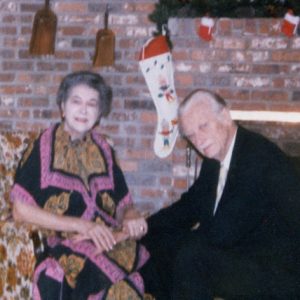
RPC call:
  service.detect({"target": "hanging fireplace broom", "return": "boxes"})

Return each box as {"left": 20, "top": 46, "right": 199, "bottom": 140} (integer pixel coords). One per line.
{"left": 93, "top": 4, "right": 115, "bottom": 67}
{"left": 29, "top": 0, "right": 57, "bottom": 55}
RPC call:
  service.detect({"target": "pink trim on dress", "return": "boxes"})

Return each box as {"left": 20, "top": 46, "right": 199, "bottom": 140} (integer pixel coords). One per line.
{"left": 33, "top": 257, "right": 64, "bottom": 300}
{"left": 116, "top": 193, "right": 133, "bottom": 220}
{"left": 136, "top": 245, "right": 150, "bottom": 270}
{"left": 10, "top": 184, "right": 38, "bottom": 206}
{"left": 128, "top": 272, "right": 145, "bottom": 295}
{"left": 88, "top": 289, "right": 105, "bottom": 300}
{"left": 62, "top": 239, "right": 126, "bottom": 283}
{"left": 91, "top": 131, "right": 115, "bottom": 191}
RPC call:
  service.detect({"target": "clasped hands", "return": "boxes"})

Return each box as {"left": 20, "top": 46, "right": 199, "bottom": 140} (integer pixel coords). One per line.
{"left": 73, "top": 216, "right": 148, "bottom": 255}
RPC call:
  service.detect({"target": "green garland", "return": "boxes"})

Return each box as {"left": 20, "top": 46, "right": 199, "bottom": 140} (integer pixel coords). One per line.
{"left": 149, "top": 0, "right": 300, "bottom": 34}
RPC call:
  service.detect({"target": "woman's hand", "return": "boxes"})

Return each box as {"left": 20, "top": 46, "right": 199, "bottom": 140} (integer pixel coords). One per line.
{"left": 122, "top": 217, "right": 148, "bottom": 240}
{"left": 74, "top": 220, "right": 116, "bottom": 254}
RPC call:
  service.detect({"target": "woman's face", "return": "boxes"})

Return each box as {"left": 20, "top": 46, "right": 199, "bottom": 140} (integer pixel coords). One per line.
{"left": 61, "top": 84, "right": 100, "bottom": 140}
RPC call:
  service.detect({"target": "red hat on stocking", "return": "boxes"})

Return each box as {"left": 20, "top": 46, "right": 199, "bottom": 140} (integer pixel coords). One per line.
{"left": 139, "top": 35, "right": 170, "bottom": 61}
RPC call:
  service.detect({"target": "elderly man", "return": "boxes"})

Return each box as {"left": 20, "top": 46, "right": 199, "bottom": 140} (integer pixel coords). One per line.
{"left": 141, "top": 89, "right": 300, "bottom": 299}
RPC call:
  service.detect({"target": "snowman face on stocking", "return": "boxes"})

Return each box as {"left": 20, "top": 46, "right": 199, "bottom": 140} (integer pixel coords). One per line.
{"left": 139, "top": 35, "right": 179, "bottom": 158}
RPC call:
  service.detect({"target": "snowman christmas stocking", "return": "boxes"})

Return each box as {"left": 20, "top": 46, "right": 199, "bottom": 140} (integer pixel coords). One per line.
{"left": 139, "top": 35, "right": 179, "bottom": 158}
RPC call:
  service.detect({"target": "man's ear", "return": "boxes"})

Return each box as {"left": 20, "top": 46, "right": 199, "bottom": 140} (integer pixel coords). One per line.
{"left": 219, "top": 107, "right": 232, "bottom": 123}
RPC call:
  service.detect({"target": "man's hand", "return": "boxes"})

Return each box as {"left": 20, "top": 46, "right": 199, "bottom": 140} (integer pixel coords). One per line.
{"left": 122, "top": 217, "right": 148, "bottom": 240}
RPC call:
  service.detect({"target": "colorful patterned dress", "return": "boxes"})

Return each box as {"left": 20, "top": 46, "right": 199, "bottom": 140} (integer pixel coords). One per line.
{"left": 11, "top": 123, "right": 149, "bottom": 300}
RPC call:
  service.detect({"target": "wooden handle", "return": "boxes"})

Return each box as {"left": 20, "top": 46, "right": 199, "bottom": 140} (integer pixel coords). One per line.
{"left": 104, "top": 4, "right": 109, "bottom": 29}
{"left": 45, "top": 0, "right": 50, "bottom": 9}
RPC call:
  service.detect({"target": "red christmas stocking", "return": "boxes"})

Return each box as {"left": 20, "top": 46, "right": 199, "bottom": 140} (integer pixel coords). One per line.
{"left": 139, "top": 35, "right": 179, "bottom": 158}
{"left": 281, "top": 9, "right": 299, "bottom": 37}
{"left": 198, "top": 16, "right": 215, "bottom": 42}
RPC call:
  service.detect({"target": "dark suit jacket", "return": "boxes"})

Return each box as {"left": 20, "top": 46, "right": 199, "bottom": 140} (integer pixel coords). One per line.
{"left": 148, "top": 126, "right": 300, "bottom": 275}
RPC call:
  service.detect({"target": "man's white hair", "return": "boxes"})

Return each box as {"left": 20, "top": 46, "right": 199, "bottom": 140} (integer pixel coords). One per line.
{"left": 179, "top": 89, "right": 226, "bottom": 117}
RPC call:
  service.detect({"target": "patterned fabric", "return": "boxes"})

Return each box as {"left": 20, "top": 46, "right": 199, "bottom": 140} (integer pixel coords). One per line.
{"left": 10, "top": 123, "right": 149, "bottom": 300}
{"left": 0, "top": 131, "right": 40, "bottom": 299}
{"left": 0, "top": 221, "right": 36, "bottom": 299}
{"left": 0, "top": 131, "right": 38, "bottom": 221}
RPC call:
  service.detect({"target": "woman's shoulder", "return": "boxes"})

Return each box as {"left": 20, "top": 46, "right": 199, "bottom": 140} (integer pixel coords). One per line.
{"left": 91, "top": 126, "right": 114, "bottom": 149}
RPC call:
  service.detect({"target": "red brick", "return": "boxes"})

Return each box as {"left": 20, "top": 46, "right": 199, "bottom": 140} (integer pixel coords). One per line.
{"left": 72, "top": 63, "right": 92, "bottom": 71}
{"left": 251, "top": 91, "right": 289, "bottom": 102}
{"left": 20, "top": 4, "right": 42, "bottom": 12}
{"left": 0, "top": 122, "right": 12, "bottom": 131}
{"left": 21, "top": 15, "right": 32, "bottom": 23}
{"left": 244, "top": 19, "right": 257, "bottom": 35}
{"left": 216, "top": 38, "right": 246, "bottom": 49}
{"left": 258, "top": 19, "right": 281, "bottom": 36}
{"left": 2, "top": 61, "right": 33, "bottom": 71}
{"left": 55, "top": 51, "right": 85, "bottom": 60}
{"left": 124, "top": 149, "right": 155, "bottom": 160}
{"left": 140, "top": 112, "right": 157, "bottom": 123}
{"left": 17, "top": 73, "right": 52, "bottom": 83}
{"left": 140, "top": 138, "right": 152, "bottom": 149}
{"left": 270, "top": 103, "right": 300, "bottom": 112}
{"left": 172, "top": 50, "right": 190, "bottom": 60}
{"left": 60, "top": 26, "right": 85, "bottom": 36}
{"left": 217, "top": 19, "right": 232, "bottom": 36}
{"left": 230, "top": 102, "right": 267, "bottom": 110}
{"left": 272, "top": 78, "right": 285, "bottom": 89}
{"left": 272, "top": 51, "right": 300, "bottom": 62}
{"left": 233, "top": 76, "right": 271, "bottom": 88}
{"left": 0, "top": 49, "right": 14, "bottom": 59}
{"left": 232, "top": 19, "right": 244, "bottom": 32}
{"left": 3, "top": 37, "right": 26, "bottom": 47}
{"left": 100, "top": 124, "right": 120, "bottom": 135}
{"left": 36, "top": 62, "right": 68, "bottom": 72}
{"left": 252, "top": 64, "right": 289, "bottom": 74}
{"left": 174, "top": 178, "right": 188, "bottom": 190}
{"left": 0, "top": 73, "right": 15, "bottom": 82}
{"left": 16, "top": 110, "right": 30, "bottom": 118}
{"left": 160, "top": 176, "right": 172, "bottom": 186}
{"left": 18, "top": 97, "right": 49, "bottom": 107}
{"left": 33, "top": 109, "right": 59, "bottom": 119}
{"left": 191, "top": 49, "right": 229, "bottom": 61}
{"left": 218, "top": 89, "right": 250, "bottom": 101}
{"left": 55, "top": 3, "right": 87, "bottom": 13}
{"left": 134, "top": 4, "right": 155, "bottom": 12}
{"left": 15, "top": 122, "right": 46, "bottom": 132}
{"left": 0, "top": 109, "right": 14, "bottom": 118}
{"left": 138, "top": 125, "right": 155, "bottom": 135}
{"left": 119, "top": 160, "right": 138, "bottom": 172}
{"left": 176, "top": 74, "right": 194, "bottom": 86}
{"left": 2, "top": 15, "right": 16, "bottom": 23}
{"left": 0, "top": 85, "right": 31, "bottom": 94}
{"left": 123, "top": 3, "right": 135, "bottom": 12}
{"left": 141, "top": 188, "right": 164, "bottom": 198}
{"left": 125, "top": 75, "right": 145, "bottom": 85}
{"left": 0, "top": 27, "right": 17, "bottom": 35}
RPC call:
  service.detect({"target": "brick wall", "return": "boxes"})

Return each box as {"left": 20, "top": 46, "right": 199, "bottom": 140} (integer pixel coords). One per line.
{"left": 1, "top": 0, "right": 300, "bottom": 213}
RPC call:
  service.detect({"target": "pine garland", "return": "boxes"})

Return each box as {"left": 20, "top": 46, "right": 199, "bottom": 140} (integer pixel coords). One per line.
{"left": 149, "top": 0, "right": 300, "bottom": 33}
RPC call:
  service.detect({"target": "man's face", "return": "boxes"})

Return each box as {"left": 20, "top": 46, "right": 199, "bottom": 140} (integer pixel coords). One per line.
{"left": 180, "top": 95, "right": 233, "bottom": 161}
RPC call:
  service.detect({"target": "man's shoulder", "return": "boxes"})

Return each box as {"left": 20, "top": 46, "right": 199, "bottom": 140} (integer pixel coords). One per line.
{"left": 236, "top": 125, "right": 282, "bottom": 155}
{"left": 231, "top": 125, "right": 290, "bottom": 172}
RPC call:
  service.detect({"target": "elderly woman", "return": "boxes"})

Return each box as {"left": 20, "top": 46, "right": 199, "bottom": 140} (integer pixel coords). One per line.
{"left": 11, "top": 71, "right": 149, "bottom": 299}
